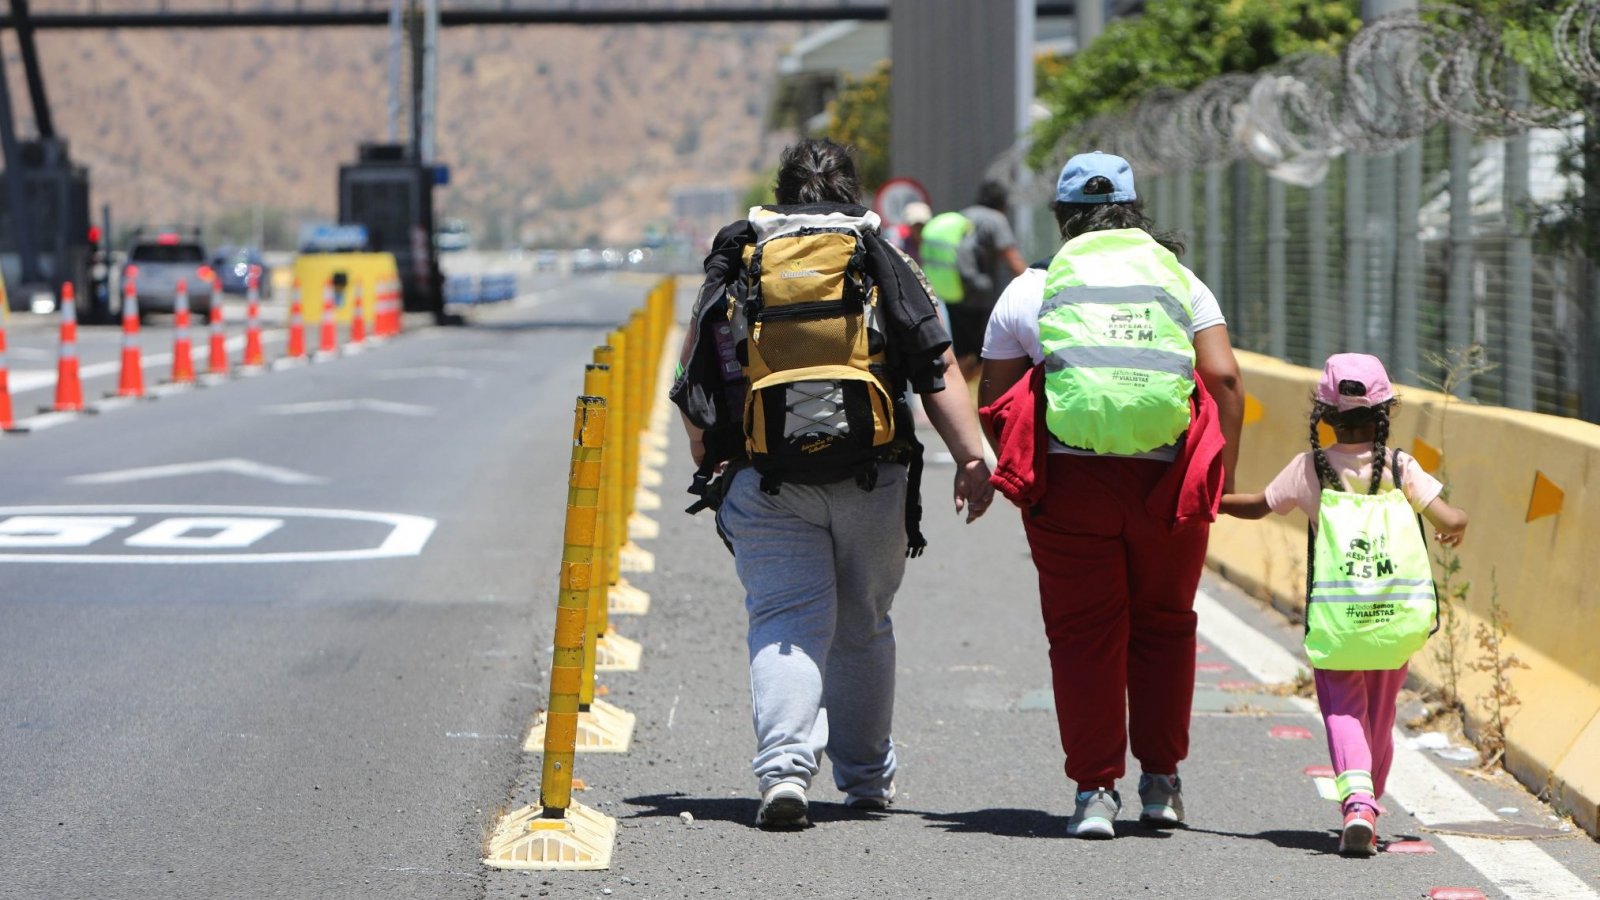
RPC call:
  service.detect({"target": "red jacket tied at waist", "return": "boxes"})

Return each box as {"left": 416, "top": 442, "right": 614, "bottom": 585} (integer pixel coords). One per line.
{"left": 978, "top": 365, "right": 1225, "bottom": 532}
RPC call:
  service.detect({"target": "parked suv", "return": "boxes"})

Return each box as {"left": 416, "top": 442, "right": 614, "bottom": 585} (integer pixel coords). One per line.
{"left": 121, "top": 233, "right": 215, "bottom": 316}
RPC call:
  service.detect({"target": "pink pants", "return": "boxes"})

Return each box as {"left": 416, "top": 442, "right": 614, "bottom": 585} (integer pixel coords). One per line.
{"left": 1314, "top": 665, "right": 1408, "bottom": 811}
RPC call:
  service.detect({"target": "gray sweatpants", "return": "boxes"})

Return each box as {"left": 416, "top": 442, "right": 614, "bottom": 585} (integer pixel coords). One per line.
{"left": 716, "top": 463, "right": 909, "bottom": 800}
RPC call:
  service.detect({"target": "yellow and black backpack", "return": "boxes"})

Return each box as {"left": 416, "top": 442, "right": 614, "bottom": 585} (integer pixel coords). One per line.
{"left": 733, "top": 207, "right": 906, "bottom": 493}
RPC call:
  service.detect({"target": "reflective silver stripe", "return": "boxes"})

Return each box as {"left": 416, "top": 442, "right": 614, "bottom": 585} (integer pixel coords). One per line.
{"left": 1306, "top": 592, "right": 1437, "bottom": 604}
{"left": 1311, "top": 578, "right": 1433, "bottom": 590}
{"left": 1045, "top": 346, "right": 1194, "bottom": 378}
{"left": 1042, "top": 284, "right": 1193, "bottom": 338}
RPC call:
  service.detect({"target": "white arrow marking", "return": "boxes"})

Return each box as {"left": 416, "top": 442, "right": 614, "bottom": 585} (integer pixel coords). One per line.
{"left": 264, "top": 399, "right": 435, "bottom": 417}
{"left": 69, "top": 458, "right": 328, "bottom": 486}
{"left": 375, "top": 366, "right": 478, "bottom": 381}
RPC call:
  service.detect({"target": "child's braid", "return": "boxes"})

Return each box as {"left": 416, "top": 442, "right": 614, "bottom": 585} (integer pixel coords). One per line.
{"left": 1309, "top": 401, "right": 1341, "bottom": 490}
{"left": 1368, "top": 403, "right": 1391, "bottom": 495}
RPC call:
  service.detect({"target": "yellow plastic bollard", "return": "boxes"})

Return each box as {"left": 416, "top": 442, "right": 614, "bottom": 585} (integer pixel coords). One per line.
{"left": 598, "top": 345, "right": 650, "bottom": 617}
{"left": 539, "top": 395, "right": 606, "bottom": 812}
{"left": 521, "top": 396, "right": 637, "bottom": 758}
{"left": 483, "top": 396, "right": 620, "bottom": 871}
{"left": 584, "top": 362, "right": 641, "bottom": 674}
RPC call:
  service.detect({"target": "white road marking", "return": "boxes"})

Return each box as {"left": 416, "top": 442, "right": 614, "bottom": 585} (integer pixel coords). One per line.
{"left": 1195, "top": 587, "right": 1598, "bottom": 899}
{"left": 69, "top": 458, "right": 327, "bottom": 486}
{"left": 375, "top": 366, "right": 478, "bottom": 381}
{"left": 264, "top": 399, "right": 434, "bottom": 417}
{"left": 0, "top": 505, "right": 435, "bottom": 564}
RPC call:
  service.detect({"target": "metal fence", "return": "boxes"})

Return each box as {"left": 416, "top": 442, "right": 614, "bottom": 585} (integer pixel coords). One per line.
{"left": 1031, "top": 1, "right": 1600, "bottom": 421}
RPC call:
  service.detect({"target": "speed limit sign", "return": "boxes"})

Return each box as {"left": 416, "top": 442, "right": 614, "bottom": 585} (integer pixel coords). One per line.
{"left": 873, "top": 177, "right": 931, "bottom": 228}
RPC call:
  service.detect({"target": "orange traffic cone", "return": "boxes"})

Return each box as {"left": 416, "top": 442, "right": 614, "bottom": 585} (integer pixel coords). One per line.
{"left": 116, "top": 274, "right": 145, "bottom": 398}
{"left": 374, "top": 279, "right": 395, "bottom": 337}
{"left": 286, "top": 278, "right": 306, "bottom": 360}
{"left": 0, "top": 315, "right": 17, "bottom": 431}
{"left": 318, "top": 281, "right": 338, "bottom": 357}
{"left": 52, "top": 283, "right": 84, "bottom": 412}
{"left": 242, "top": 267, "right": 265, "bottom": 369}
{"left": 172, "top": 278, "right": 196, "bottom": 384}
{"left": 207, "top": 278, "right": 229, "bottom": 377}
{"left": 349, "top": 283, "right": 366, "bottom": 346}
{"left": 388, "top": 279, "right": 404, "bottom": 335}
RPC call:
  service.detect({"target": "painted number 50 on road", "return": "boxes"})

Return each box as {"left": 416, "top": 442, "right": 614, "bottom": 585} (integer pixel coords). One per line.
{"left": 0, "top": 505, "right": 436, "bottom": 564}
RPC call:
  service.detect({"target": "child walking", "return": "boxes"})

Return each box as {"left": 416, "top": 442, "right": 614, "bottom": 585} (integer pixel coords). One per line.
{"left": 1221, "top": 353, "right": 1468, "bottom": 856}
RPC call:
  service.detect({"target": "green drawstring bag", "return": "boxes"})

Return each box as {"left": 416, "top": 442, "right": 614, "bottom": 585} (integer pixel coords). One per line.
{"left": 1304, "top": 450, "right": 1438, "bottom": 670}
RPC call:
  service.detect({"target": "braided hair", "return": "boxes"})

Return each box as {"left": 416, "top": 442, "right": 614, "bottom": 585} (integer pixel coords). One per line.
{"left": 1309, "top": 387, "right": 1398, "bottom": 494}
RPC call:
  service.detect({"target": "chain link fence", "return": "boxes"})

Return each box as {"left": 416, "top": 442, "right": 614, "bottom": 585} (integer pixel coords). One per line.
{"left": 1027, "top": 1, "right": 1600, "bottom": 421}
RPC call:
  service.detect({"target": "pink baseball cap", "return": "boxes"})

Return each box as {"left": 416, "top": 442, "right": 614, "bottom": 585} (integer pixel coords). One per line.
{"left": 1317, "top": 353, "right": 1394, "bottom": 411}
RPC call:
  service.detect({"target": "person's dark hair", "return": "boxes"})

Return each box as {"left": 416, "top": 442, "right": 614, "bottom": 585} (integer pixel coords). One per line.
{"left": 1308, "top": 393, "right": 1398, "bottom": 494}
{"left": 1052, "top": 198, "right": 1186, "bottom": 256}
{"left": 976, "top": 178, "right": 1010, "bottom": 212}
{"left": 773, "top": 139, "right": 860, "bottom": 206}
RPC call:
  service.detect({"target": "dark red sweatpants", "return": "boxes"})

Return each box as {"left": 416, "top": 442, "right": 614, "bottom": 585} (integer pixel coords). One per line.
{"left": 1022, "top": 453, "right": 1211, "bottom": 791}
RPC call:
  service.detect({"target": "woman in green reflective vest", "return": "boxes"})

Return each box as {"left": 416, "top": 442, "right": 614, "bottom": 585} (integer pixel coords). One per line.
{"left": 978, "top": 151, "right": 1246, "bottom": 840}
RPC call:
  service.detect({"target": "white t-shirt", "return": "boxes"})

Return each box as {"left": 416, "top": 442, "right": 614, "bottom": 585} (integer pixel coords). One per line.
{"left": 981, "top": 261, "right": 1226, "bottom": 459}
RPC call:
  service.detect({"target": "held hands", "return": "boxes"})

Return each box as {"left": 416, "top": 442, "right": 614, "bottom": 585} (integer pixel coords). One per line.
{"left": 953, "top": 458, "right": 994, "bottom": 523}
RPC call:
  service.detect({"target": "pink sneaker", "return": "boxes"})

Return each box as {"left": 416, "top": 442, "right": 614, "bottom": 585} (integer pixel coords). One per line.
{"left": 1339, "top": 807, "right": 1378, "bottom": 856}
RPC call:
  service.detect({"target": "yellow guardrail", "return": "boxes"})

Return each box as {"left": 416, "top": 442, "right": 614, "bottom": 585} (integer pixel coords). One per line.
{"left": 1209, "top": 350, "right": 1600, "bottom": 837}
{"left": 484, "top": 277, "right": 677, "bottom": 871}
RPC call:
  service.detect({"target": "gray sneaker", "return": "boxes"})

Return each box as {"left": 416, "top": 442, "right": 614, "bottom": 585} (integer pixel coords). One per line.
{"left": 755, "top": 782, "right": 809, "bottom": 829}
{"left": 1067, "top": 788, "right": 1120, "bottom": 839}
{"left": 1138, "top": 773, "right": 1184, "bottom": 827}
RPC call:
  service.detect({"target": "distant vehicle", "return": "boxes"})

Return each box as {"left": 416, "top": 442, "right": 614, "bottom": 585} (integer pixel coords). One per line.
{"left": 437, "top": 218, "right": 471, "bottom": 253}
{"left": 571, "top": 248, "right": 606, "bottom": 273}
{"left": 212, "top": 246, "right": 272, "bottom": 298}
{"left": 122, "top": 232, "right": 216, "bottom": 316}
{"left": 532, "top": 249, "right": 559, "bottom": 272}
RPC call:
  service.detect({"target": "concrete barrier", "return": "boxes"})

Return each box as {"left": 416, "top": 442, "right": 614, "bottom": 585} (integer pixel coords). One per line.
{"left": 1210, "top": 351, "right": 1600, "bottom": 837}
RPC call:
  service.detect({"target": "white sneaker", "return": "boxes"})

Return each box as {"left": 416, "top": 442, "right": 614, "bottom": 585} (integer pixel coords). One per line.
{"left": 844, "top": 781, "right": 896, "bottom": 811}
{"left": 1067, "top": 788, "right": 1120, "bottom": 839}
{"left": 755, "top": 782, "right": 809, "bottom": 829}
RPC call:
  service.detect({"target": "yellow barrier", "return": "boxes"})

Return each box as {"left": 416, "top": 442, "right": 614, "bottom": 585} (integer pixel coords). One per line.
{"left": 1209, "top": 350, "right": 1600, "bottom": 836}
{"left": 484, "top": 396, "right": 617, "bottom": 871}
{"left": 585, "top": 360, "right": 641, "bottom": 673}
{"left": 491, "top": 277, "right": 678, "bottom": 870}
{"left": 289, "top": 252, "right": 396, "bottom": 326}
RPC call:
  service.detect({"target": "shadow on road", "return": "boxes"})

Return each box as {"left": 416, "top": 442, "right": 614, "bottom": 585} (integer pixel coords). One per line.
{"left": 918, "top": 808, "right": 1177, "bottom": 840}
{"left": 623, "top": 792, "right": 900, "bottom": 829}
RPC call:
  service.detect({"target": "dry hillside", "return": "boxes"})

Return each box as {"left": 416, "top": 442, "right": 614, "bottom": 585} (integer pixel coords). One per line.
{"left": 22, "top": 22, "right": 798, "bottom": 247}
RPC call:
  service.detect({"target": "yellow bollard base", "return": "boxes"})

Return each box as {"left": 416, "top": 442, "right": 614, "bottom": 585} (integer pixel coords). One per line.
{"left": 595, "top": 628, "right": 642, "bottom": 672}
{"left": 609, "top": 578, "right": 651, "bottom": 616}
{"left": 645, "top": 428, "right": 669, "bottom": 450}
{"left": 482, "top": 801, "right": 617, "bottom": 871}
{"left": 525, "top": 698, "right": 636, "bottom": 754}
{"left": 641, "top": 448, "right": 668, "bottom": 471}
{"left": 628, "top": 512, "right": 659, "bottom": 541}
{"left": 619, "top": 539, "right": 655, "bottom": 573}
{"left": 638, "top": 466, "right": 664, "bottom": 488}
{"left": 635, "top": 487, "right": 661, "bottom": 511}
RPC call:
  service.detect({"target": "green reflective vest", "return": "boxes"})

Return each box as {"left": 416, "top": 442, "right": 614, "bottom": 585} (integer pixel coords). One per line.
{"left": 919, "top": 211, "right": 970, "bottom": 304}
{"left": 1305, "top": 477, "right": 1438, "bottom": 671}
{"left": 1039, "top": 229, "right": 1196, "bottom": 455}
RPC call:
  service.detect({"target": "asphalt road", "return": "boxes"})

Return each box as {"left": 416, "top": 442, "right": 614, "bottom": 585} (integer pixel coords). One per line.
{"left": 1, "top": 267, "right": 1597, "bottom": 899}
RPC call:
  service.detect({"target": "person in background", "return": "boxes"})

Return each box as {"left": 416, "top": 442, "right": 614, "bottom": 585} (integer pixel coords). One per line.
{"left": 920, "top": 180, "right": 1028, "bottom": 386}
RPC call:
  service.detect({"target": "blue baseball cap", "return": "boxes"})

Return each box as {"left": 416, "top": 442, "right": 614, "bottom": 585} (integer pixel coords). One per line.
{"left": 1055, "top": 151, "right": 1137, "bottom": 204}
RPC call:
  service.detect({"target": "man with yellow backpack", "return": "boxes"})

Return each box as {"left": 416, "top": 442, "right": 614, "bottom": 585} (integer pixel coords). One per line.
{"left": 671, "top": 139, "right": 993, "bottom": 829}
